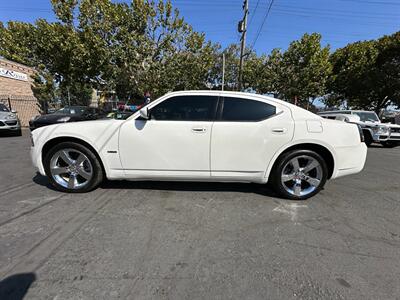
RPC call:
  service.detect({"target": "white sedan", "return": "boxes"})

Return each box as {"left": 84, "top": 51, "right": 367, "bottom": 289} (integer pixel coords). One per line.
{"left": 31, "top": 91, "right": 367, "bottom": 200}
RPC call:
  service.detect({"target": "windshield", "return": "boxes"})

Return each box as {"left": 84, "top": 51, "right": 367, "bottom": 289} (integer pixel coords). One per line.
{"left": 54, "top": 107, "right": 86, "bottom": 115}
{"left": 353, "top": 112, "right": 379, "bottom": 122}
{"left": 0, "top": 103, "right": 10, "bottom": 112}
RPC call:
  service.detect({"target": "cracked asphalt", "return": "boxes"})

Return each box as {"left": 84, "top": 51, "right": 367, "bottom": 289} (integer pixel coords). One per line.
{"left": 0, "top": 130, "right": 399, "bottom": 299}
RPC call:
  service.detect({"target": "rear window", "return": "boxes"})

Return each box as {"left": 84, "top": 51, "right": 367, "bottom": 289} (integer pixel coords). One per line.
{"left": 221, "top": 97, "right": 276, "bottom": 121}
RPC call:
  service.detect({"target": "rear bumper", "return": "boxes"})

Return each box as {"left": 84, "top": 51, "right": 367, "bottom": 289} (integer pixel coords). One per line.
{"left": 331, "top": 143, "right": 368, "bottom": 179}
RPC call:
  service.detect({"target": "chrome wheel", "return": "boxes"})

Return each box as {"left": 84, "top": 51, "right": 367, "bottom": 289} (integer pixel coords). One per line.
{"left": 281, "top": 155, "right": 323, "bottom": 197}
{"left": 49, "top": 148, "right": 93, "bottom": 190}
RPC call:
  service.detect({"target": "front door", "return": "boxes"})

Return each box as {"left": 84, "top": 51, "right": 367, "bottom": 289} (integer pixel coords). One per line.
{"left": 119, "top": 95, "right": 218, "bottom": 179}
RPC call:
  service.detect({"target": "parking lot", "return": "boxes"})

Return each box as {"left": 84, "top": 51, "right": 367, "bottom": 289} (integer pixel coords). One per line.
{"left": 0, "top": 130, "right": 399, "bottom": 299}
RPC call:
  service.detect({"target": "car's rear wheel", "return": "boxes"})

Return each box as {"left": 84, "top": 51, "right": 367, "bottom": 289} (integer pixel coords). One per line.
{"left": 270, "top": 150, "right": 328, "bottom": 200}
{"left": 44, "top": 142, "right": 103, "bottom": 193}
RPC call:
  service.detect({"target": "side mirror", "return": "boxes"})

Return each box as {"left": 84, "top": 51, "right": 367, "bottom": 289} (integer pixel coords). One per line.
{"left": 139, "top": 107, "right": 149, "bottom": 120}
{"left": 11, "top": 109, "right": 17, "bottom": 113}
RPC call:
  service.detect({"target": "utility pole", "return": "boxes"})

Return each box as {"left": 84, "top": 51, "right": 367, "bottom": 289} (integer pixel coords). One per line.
{"left": 222, "top": 53, "right": 225, "bottom": 91}
{"left": 238, "top": 0, "right": 249, "bottom": 91}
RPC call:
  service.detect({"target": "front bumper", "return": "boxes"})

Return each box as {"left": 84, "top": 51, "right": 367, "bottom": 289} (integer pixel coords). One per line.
{"left": 30, "top": 145, "right": 46, "bottom": 176}
{"left": 0, "top": 119, "right": 21, "bottom": 131}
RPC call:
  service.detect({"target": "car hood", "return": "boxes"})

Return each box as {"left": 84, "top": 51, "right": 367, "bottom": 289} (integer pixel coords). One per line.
{"left": 32, "top": 113, "right": 80, "bottom": 123}
{"left": 0, "top": 111, "right": 16, "bottom": 120}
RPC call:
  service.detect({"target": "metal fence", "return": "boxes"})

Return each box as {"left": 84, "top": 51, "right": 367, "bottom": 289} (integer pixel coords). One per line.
{"left": 0, "top": 95, "right": 39, "bottom": 127}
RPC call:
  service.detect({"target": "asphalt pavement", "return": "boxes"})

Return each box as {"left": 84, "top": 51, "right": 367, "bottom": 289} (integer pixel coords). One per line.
{"left": 0, "top": 130, "right": 399, "bottom": 299}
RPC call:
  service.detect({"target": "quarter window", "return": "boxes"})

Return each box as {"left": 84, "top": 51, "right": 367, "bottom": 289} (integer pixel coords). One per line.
{"left": 221, "top": 97, "right": 276, "bottom": 121}
{"left": 151, "top": 95, "right": 218, "bottom": 121}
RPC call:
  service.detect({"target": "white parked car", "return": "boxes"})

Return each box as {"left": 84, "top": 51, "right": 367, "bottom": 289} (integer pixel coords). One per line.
{"left": 318, "top": 110, "right": 400, "bottom": 147}
{"left": 31, "top": 91, "right": 367, "bottom": 200}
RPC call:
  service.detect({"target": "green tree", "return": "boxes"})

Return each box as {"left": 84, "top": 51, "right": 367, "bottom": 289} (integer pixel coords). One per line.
{"left": 255, "top": 33, "right": 331, "bottom": 108}
{"left": 329, "top": 31, "right": 400, "bottom": 111}
{"left": 280, "top": 33, "right": 331, "bottom": 107}
{"left": 0, "top": 0, "right": 219, "bottom": 105}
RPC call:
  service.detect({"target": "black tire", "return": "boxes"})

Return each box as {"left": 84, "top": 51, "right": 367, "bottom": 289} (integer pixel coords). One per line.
{"left": 270, "top": 149, "right": 328, "bottom": 200}
{"left": 363, "top": 131, "right": 373, "bottom": 147}
{"left": 43, "top": 142, "right": 104, "bottom": 193}
{"left": 15, "top": 129, "right": 22, "bottom": 136}
{"left": 381, "top": 141, "right": 398, "bottom": 148}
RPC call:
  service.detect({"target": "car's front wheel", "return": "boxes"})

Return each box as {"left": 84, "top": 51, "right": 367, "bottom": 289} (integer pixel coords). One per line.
{"left": 270, "top": 150, "right": 328, "bottom": 200}
{"left": 44, "top": 142, "right": 104, "bottom": 193}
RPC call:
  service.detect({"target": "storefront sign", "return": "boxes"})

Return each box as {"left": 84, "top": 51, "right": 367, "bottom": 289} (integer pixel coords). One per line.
{"left": 0, "top": 67, "right": 28, "bottom": 81}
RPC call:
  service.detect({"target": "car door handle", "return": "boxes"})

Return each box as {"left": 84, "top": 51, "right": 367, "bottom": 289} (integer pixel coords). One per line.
{"left": 192, "top": 127, "right": 206, "bottom": 133}
{"left": 272, "top": 128, "right": 287, "bottom": 133}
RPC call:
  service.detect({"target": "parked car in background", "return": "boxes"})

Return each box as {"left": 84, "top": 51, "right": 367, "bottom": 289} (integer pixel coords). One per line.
{"left": 106, "top": 111, "right": 135, "bottom": 120}
{"left": 318, "top": 110, "right": 400, "bottom": 147}
{"left": 0, "top": 103, "right": 21, "bottom": 136}
{"left": 29, "top": 106, "right": 106, "bottom": 131}
{"left": 31, "top": 91, "right": 367, "bottom": 200}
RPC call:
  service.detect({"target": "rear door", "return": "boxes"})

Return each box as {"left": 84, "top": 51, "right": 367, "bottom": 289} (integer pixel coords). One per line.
{"left": 210, "top": 96, "right": 294, "bottom": 181}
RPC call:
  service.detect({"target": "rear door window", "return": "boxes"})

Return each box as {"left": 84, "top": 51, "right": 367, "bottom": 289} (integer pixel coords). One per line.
{"left": 221, "top": 97, "right": 276, "bottom": 122}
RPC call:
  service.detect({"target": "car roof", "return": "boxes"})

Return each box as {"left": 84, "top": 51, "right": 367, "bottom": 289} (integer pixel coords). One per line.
{"left": 164, "top": 90, "right": 294, "bottom": 108}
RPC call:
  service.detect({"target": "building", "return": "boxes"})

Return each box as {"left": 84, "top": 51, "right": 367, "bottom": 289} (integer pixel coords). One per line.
{"left": 0, "top": 57, "right": 39, "bottom": 126}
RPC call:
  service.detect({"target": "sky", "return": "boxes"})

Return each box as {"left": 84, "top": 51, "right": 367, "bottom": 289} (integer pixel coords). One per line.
{"left": 0, "top": 0, "right": 399, "bottom": 55}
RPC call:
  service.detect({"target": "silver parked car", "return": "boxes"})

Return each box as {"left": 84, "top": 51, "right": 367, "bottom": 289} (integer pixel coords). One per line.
{"left": 0, "top": 103, "right": 21, "bottom": 136}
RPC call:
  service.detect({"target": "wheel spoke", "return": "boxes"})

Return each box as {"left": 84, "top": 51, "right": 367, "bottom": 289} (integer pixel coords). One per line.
{"left": 282, "top": 173, "right": 295, "bottom": 182}
{"left": 51, "top": 167, "right": 69, "bottom": 175}
{"left": 294, "top": 183, "right": 302, "bottom": 196}
{"left": 290, "top": 158, "right": 300, "bottom": 171}
{"left": 75, "top": 154, "right": 86, "bottom": 166}
{"left": 68, "top": 174, "right": 77, "bottom": 189}
{"left": 305, "top": 177, "right": 321, "bottom": 187}
{"left": 303, "top": 159, "right": 319, "bottom": 173}
{"left": 59, "top": 150, "right": 74, "bottom": 166}
{"left": 77, "top": 168, "right": 91, "bottom": 180}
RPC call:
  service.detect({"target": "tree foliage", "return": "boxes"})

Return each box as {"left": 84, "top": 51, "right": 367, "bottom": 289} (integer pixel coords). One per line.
{"left": 0, "top": 0, "right": 217, "bottom": 105}
{"left": 329, "top": 31, "right": 400, "bottom": 111}
{"left": 253, "top": 33, "right": 331, "bottom": 108}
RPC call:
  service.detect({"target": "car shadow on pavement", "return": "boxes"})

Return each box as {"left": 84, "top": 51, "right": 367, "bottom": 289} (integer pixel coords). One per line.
{"left": 32, "top": 173, "right": 60, "bottom": 192}
{"left": 32, "top": 173, "right": 279, "bottom": 198}
{"left": 101, "top": 180, "right": 280, "bottom": 198}
{"left": 0, "top": 273, "right": 36, "bottom": 300}
{"left": 0, "top": 132, "right": 20, "bottom": 138}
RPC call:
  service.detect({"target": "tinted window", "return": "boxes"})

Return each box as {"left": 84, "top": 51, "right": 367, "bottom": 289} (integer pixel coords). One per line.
{"left": 0, "top": 103, "right": 9, "bottom": 112}
{"left": 151, "top": 96, "right": 218, "bottom": 121}
{"left": 221, "top": 97, "right": 276, "bottom": 121}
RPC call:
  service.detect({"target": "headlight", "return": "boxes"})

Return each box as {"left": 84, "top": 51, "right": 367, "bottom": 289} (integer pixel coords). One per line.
{"left": 57, "top": 116, "right": 71, "bottom": 122}
{"left": 31, "top": 115, "right": 40, "bottom": 121}
{"left": 5, "top": 114, "right": 17, "bottom": 120}
{"left": 374, "top": 126, "right": 389, "bottom": 135}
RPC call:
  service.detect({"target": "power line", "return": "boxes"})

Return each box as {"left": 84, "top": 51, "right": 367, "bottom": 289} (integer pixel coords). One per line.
{"left": 248, "top": 0, "right": 261, "bottom": 27}
{"left": 250, "top": 0, "right": 275, "bottom": 49}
